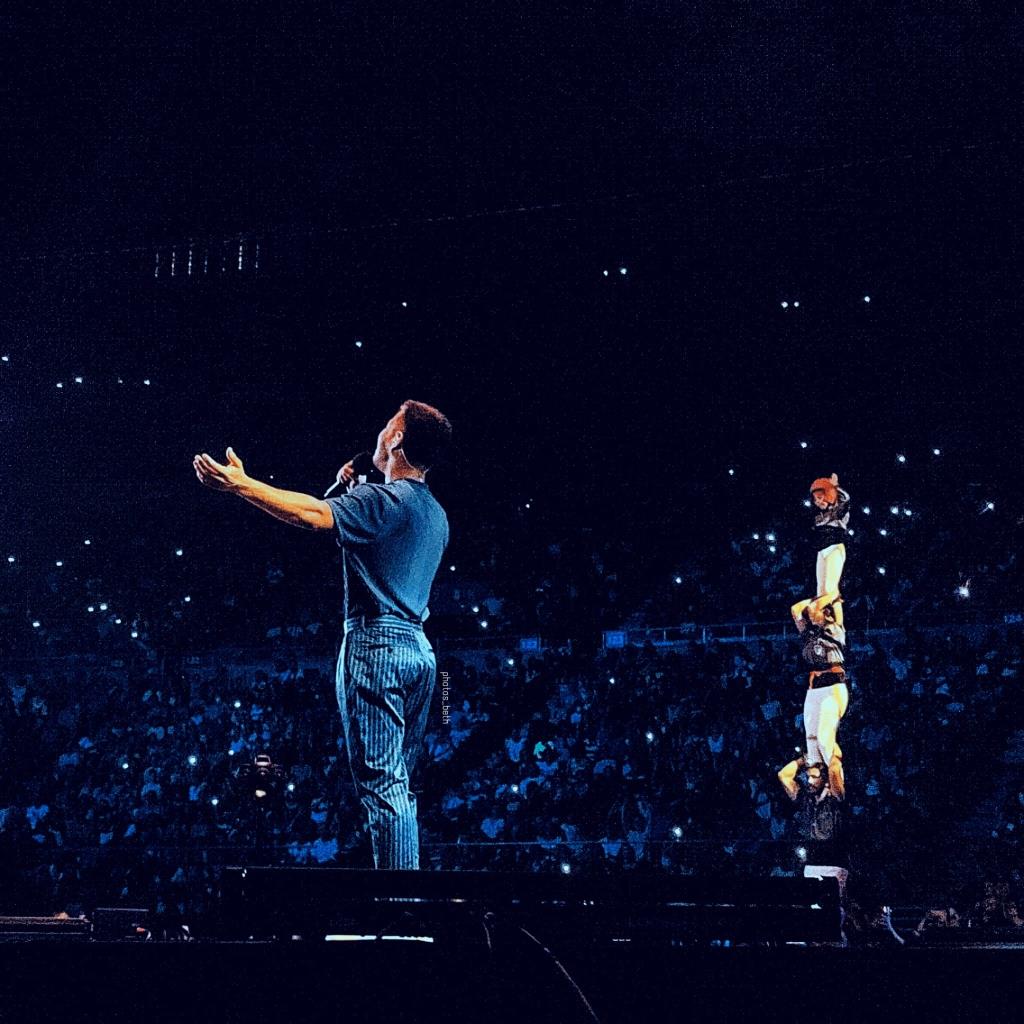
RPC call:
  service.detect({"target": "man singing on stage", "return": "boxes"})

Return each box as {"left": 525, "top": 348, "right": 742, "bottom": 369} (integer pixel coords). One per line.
{"left": 193, "top": 399, "right": 452, "bottom": 869}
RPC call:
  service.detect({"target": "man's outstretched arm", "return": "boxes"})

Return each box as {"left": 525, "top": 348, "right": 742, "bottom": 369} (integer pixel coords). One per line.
{"left": 193, "top": 447, "right": 334, "bottom": 531}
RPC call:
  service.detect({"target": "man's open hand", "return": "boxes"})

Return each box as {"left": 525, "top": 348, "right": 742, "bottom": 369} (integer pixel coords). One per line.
{"left": 193, "top": 447, "right": 249, "bottom": 493}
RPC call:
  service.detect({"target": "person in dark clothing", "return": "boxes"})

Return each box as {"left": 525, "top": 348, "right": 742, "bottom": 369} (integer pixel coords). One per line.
{"left": 193, "top": 399, "right": 452, "bottom": 868}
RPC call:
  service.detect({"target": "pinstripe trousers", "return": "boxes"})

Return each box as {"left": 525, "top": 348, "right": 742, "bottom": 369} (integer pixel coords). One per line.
{"left": 336, "top": 615, "right": 437, "bottom": 869}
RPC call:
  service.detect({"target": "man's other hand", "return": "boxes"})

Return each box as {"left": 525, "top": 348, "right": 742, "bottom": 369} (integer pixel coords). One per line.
{"left": 193, "top": 447, "right": 249, "bottom": 493}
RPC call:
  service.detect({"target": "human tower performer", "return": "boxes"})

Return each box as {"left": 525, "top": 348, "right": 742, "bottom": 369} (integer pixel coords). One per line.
{"left": 778, "top": 474, "right": 851, "bottom": 803}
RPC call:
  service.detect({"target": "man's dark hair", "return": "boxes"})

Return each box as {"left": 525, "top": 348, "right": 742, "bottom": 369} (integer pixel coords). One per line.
{"left": 399, "top": 400, "right": 452, "bottom": 471}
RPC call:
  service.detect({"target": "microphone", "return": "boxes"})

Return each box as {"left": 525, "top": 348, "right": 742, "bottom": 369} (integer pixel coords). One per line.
{"left": 324, "top": 450, "right": 373, "bottom": 498}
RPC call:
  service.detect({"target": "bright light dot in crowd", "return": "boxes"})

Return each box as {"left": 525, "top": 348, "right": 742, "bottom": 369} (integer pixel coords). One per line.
{"left": 752, "top": 532, "right": 760, "bottom": 540}
{"left": 863, "top": 295, "right": 871, "bottom": 303}
{"left": 672, "top": 826, "right": 683, "bottom": 838}
{"left": 355, "top": 340, "right": 363, "bottom": 348}
{"left": 32, "top": 620, "right": 40, "bottom": 628}
{"left": 728, "top": 468, "right": 735, "bottom": 476}
{"left": 897, "top": 454, "right": 906, "bottom": 463}
{"left": 87, "top": 606, "right": 95, "bottom": 613}
{"left": 957, "top": 585, "right": 971, "bottom": 599}
{"left": 211, "top": 798, "right": 219, "bottom": 807}
{"left": 84, "top": 539, "right": 91, "bottom": 545}
{"left": 877, "top": 566, "right": 887, "bottom": 575}
{"left": 769, "top": 545, "right": 777, "bottom": 553}
{"left": 56, "top": 561, "right": 63, "bottom": 566}
{"left": 890, "top": 506, "right": 899, "bottom": 516}
{"left": 449, "top": 565, "right": 455, "bottom": 571}
{"left": 862, "top": 507, "right": 871, "bottom": 515}
{"left": 175, "top": 548, "right": 183, "bottom": 557}
{"left": 803, "top": 499, "right": 811, "bottom": 508}
{"left": 479, "top": 620, "right": 489, "bottom": 629}
{"left": 131, "top": 631, "right": 138, "bottom": 638}
{"left": 187, "top": 755, "right": 198, "bottom": 766}
{"left": 74, "top": 376, "right": 83, "bottom": 384}
{"left": 986, "top": 501, "right": 995, "bottom": 511}
{"left": 602, "top": 269, "right": 609, "bottom": 277}
{"left": 799, "top": 441, "right": 808, "bottom": 449}
{"left": 848, "top": 529, "right": 854, "bottom": 536}
{"left": 233, "top": 700, "right": 241, "bottom": 709}
{"left": 184, "top": 595, "right": 191, "bottom": 603}
{"left": 560, "top": 862, "right": 571, "bottom": 875}
{"left": 903, "top": 508, "right": 912, "bottom": 517}
{"left": 511, "top": 784, "right": 519, "bottom": 793}
{"left": 1, "top": 355, "right": 7, "bottom": 362}
{"left": 879, "top": 528, "right": 888, "bottom": 537}
{"left": 99, "top": 603, "right": 108, "bottom": 611}
{"left": 619, "top": 267, "right": 627, "bottom": 275}
{"left": 766, "top": 533, "right": 775, "bottom": 542}
{"left": 645, "top": 731, "right": 655, "bottom": 742}
{"left": 115, "top": 618, "right": 121, "bottom": 624}
{"left": 524, "top": 502, "right": 531, "bottom": 509}
{"left": 793, "top": 301, "right": 799, "bottom": 308}
{"left": 228, "top": 749, "right": 235, "bottom": 757}
{"left": 471, "top": 605, "right": 480, "bottom": 613}
{"left": 287, "top": 783, "right": 295, "bottom": 792}
{"left": 6, "top": 556, "right": 13, "bottom": 563}
{"left": 796, "top": 846, "right": 807, "bottom": 861}
{"left": 781, "top": 301, "right": 789, "bottom": 309}
{"left": 933, "top": 448, "right": 941, "bottom": 456}
{"left": 674, "top": 575, "right": 682, "bottom": 584}
{"left": 401, "top": 301, "right": 407, "bottom": 308}
{"left": 121, "top": 762, "right": 130, "bottom": 770}
{"left": 143, "top": 379, "right": 151, "bottom": 386}
{"left": 117, "top": 378, "right": 124, "bottom": 384}
{"left": 56, "top": 382, "right": 63, "bottom": 388}
{"left": 506, "top": 658, "right": 514, "bottom": 666}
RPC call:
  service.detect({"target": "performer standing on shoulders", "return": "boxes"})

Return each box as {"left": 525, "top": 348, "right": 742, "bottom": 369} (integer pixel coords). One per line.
{"left": 778, "top": 597, "right": 849, "bottom": 802}
{"left": 193, "top": 399, "right": 452, "bottom": 869}
{"left": 806, "top": 473, "right": 851, "bottom": 618}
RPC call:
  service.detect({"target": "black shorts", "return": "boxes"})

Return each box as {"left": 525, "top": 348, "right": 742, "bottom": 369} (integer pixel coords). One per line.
{"left": 813, "top": 526, "right": 850, "bottom": 553}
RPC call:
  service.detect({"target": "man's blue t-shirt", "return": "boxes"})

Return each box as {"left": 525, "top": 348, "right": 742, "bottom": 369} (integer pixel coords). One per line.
{"left": 327, "top": 478, "right": 449, "bottom": 623}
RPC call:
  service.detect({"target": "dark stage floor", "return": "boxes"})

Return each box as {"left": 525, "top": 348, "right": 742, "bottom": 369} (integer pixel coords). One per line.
{"left": 2, "top": 938, "right": 1024, "bottom": 1023}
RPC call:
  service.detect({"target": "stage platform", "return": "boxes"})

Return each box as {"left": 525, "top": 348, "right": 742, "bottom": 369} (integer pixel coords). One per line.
{"left": 1, "top": 939, "right": 1023, "bottom": 1023}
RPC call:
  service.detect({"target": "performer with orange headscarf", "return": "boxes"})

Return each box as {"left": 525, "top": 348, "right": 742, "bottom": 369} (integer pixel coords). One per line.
{"left": 806, "top": 473, "right": 850, "bottom": 618}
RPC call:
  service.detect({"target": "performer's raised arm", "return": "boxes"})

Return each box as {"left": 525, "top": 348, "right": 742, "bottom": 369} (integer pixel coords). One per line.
{"left": 193, "top": 447, "right": 335, "bottom": 530}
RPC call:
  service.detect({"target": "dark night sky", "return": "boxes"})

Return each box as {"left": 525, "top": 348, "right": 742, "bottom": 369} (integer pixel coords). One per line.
{"left": 2, "top": 4, "right": 1021, "bottom": 582}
